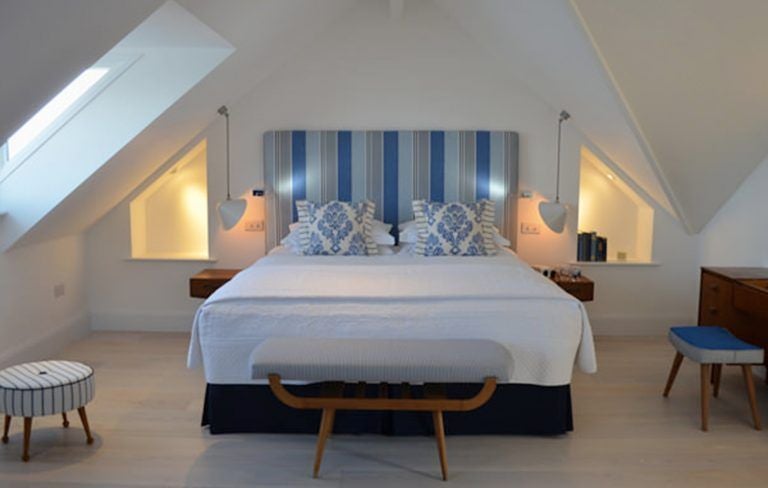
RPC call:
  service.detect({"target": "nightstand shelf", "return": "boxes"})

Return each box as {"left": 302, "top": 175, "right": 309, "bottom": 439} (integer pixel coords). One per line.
{"left": 190, "top": 269, "right": 241, "bottom": 299}
{"left": 551, "top": 274, "right": 594, "bottom": 302}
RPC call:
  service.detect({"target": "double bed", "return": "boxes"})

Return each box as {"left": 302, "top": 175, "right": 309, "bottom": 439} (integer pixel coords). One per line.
{"left": 188, "top": 247, "right": 596, "bottom": 434}
{"left": 186, "top": 129, "right": 596, "bottom": 435}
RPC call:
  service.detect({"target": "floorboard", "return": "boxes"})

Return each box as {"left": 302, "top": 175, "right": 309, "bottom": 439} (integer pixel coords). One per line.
{"left": 1, "top": 332, "right": 767, "bottom": 487}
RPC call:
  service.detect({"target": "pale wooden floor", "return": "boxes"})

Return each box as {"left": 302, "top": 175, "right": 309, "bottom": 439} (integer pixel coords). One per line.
{"left": 1, "top": 333, "right": 768, "bottom": 487}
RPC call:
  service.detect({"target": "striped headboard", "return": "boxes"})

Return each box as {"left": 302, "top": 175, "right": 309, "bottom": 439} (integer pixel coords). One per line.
{"left": 263, "top": 130, "right": 519, "bottom": 250}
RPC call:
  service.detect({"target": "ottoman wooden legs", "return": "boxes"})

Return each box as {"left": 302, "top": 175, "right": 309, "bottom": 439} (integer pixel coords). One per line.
{"left": 3, "top": 407, "right": 94, "bottom": 462}
{"left": 78, "top": 407, "right": 94, "bottom": 445}
{"left": 2, "top": 415, "right": 10, "bottom": 443}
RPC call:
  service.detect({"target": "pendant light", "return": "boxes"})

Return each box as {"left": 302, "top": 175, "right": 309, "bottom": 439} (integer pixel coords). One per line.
{"left": 539, "top": 110, "right": 571, "bottom": 233}
{"left": 216, "top": 105, "right": 246, "bottom": 230}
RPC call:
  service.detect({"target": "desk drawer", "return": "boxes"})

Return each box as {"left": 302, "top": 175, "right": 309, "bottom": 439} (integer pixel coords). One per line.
{"left": 734, "top": 283, "right": 768, "bottom": 320}
{"left": 699, "top": 272, "right": 732, "bottom": 325}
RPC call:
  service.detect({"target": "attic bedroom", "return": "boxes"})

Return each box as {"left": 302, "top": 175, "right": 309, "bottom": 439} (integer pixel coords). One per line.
{"left": 1, "top": 0, "right": 767, "bottom": 486}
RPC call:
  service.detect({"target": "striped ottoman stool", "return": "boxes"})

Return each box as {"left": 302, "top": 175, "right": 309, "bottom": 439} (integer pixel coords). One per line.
{"left": 0, "top": 360, "right": 95, "bottom": 462}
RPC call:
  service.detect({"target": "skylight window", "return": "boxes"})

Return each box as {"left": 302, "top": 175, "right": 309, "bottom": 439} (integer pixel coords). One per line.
{"left": 7, "top": 68, "right": 109, "bottom": 160}
{"left": 0, "top": 64, "right": 121, "bottom": 182}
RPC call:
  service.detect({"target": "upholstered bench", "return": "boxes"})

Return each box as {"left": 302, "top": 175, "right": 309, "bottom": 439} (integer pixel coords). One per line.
{"left": 663, "top": 326, "right": 763, "bottom": 431}
{"left": 0, "top": 360, "right": 95, "bottom": 461}
{"left": 251, "top": 337, "right": 512, "bottom": 481}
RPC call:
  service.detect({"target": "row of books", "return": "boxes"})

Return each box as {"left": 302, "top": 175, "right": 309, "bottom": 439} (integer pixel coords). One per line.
{"left": 577, "top": 232, "right": 607, "bottom": 262}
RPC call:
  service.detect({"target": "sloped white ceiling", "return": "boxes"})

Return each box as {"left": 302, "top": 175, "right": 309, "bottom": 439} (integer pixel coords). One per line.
{"left": 19, "top": 0, "right": 358, "bottom": 245}
{"left": 0, "top": 0, "right": 161, "bottom": 144}
{"left": 573, "top": 0, "right": 768, "bottom": 232}
{"left": 436, "top": 0, "right": 679, "bottom": 220}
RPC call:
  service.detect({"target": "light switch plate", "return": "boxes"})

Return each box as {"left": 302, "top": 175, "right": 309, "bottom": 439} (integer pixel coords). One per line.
{"left": 245, "top": 220, "right": 265, "bottom": 232}
{"left": 521, "top": 222, "right": 541, "bottom": 235}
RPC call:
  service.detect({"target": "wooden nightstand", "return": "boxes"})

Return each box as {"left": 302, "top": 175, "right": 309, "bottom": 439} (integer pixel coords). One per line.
{"left": 189, "top": 269, "right": 241, "bottom": 299}
{"left": 552, "top": 274, "right": 594, "bottom": 302}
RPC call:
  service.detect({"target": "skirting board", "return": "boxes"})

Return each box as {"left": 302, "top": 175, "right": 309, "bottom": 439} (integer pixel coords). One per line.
{"left": 90, "top": 310, "right": 195, "bottom": 332}
{"left": 589, "top": 315, "right": 696, "bottom": 336}
{"left": 0, "top": 312, "right": 89, "bottom": 368}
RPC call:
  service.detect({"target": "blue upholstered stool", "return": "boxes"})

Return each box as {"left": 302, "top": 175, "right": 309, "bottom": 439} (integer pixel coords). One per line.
{"left": 663, "top": 326, "right": 763, "bottom": 431}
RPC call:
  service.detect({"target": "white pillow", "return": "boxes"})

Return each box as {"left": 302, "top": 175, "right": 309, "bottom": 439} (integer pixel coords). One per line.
{"left": 372, "top": 227, "right": 395, "bottom": 245}
{"left": 373, "top": 219, "right": 393, "bottom": 234}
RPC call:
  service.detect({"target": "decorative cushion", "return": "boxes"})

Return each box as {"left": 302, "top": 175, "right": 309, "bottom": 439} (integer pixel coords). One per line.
{"left": 412, "top": 200, "right": 497, "bottom": 256}
{"left": 251, "top": 337, "right": 512, "bottom": 383}
{"left": 296, "top": 200, "right": 378, "bottom": 256}
{"left": 0, "top": 361, "right": 94, "bottom": 417}
{"left": 669, "top": 326, "right": 764, "bottom": 364}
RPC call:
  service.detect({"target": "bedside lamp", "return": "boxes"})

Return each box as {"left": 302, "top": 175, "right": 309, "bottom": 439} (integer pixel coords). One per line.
{"left": 539, "top": 110, "right": 570, "bottom": 233}
{"left": 216, "top": 105, "right": 247, "bottom": 230}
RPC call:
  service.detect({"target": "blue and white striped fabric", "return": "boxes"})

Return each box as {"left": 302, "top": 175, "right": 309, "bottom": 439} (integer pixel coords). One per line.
{"left": 264, "top": 130, "right": 519, "bottom": 250}
{"left": 0, "top": 361, "right": 94, "bottom": 417}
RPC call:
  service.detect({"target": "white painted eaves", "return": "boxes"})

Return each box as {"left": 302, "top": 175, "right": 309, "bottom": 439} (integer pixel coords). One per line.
{"left": 435, "top": 0, "right": 680, "bottom": 222}
{"left": 19, "top": 0, "right": 358, "bottom": 245}
{"left": 0, "top": 0, "right": 162, "bottom": 144}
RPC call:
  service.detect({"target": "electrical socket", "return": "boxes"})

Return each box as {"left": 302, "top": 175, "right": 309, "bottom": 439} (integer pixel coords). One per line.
{"left": 520, "top": 222, "right": 541, "bottom": 235}
{"left": 245, "top": 220, "right": 265, "bottom": 232}
{"left": 53, "top": 283, "right": 66, "bottom": 298}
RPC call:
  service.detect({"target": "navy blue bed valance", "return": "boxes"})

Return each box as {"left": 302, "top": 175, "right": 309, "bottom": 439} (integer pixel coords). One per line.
{"left": 264, "top": 130, "right": 519, "bottom": 250}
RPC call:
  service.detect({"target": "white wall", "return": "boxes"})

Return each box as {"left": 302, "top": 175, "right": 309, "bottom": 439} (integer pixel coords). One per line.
{"left": 85, "top": 0, "right": 699, "bottom": 335}
{"left": 699, "top": 155, "right": 768, "bottom": 267}
{"left": 0, "top": 235, "right": 88, "bottom": 367}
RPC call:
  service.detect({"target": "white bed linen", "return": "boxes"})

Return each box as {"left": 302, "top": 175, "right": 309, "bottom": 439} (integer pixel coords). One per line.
{"left": 187, "top": 247, "right": 597, "bottom": 386}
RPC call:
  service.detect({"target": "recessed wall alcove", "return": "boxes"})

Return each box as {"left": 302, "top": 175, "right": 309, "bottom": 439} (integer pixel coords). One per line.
{"left": 577, "top": 147, "right": 654, "bottom": 264}
{"left": 129, "top": 139, "right": 210, "bottom": 260}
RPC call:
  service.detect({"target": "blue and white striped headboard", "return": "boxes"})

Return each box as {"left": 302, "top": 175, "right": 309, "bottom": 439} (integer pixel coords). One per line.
{"left": 264, "top": 130, "right": 519, "bottom": 250}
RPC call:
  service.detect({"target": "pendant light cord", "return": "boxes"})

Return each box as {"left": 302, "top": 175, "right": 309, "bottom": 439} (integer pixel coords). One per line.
{"left": 555, "top": 110, "right": 570, "bottom": 204}
{"left": 218, "top": 105, "right": 231, "bottom": 200}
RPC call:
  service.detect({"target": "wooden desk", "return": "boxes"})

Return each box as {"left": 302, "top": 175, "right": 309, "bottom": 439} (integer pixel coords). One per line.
{"left": 189, "top": 269, "right": 241, "bottom": 299}
{"left": 552, "top": 274, "right": 594, "bottom": 302}
{"left": 699, "top": 267, "right": 768, "bottom": 380}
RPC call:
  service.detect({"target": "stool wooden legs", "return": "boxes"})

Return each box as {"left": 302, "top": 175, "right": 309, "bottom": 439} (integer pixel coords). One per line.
{"left": 2, "top": 415, "right": 10, "bottom": 444}
{"left": 62, "top": 412, "right": 69, "bottom": 428}
{"left": 313, "top": 408, "right": 335, "bottom": 478}
{"left": 22, "top": 417, "right": 32, "bottom": 462}
{"left": 663, "top": 352, "right": 684, "bottom": 397}
{"left": 741, "top": 365, "right": 762, "bottom": 430}
{"left": 432, "top": 411, "right": 448, "bottom": 481}
{"left": 700, "top": 364, "right": 710, "bottom": 431}
{"left": 712, "top": 365, "right": 722, "bottom": 398}
{"left": 77, "top": 407, "right": 94, "bottom": 444}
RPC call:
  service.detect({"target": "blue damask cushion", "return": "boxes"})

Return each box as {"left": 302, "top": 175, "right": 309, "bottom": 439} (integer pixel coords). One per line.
{"left": 412, "top": 200, "right": 497, "bottom": 256}
{"left": 296, "top": 200, "right": 378, "bottom": 256}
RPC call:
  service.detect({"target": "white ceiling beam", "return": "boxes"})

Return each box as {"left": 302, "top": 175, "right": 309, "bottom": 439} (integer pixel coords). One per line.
{"left": 389, "top": 0, "right": 405, "bottom": 20}
{"left": 568, "top": 0, "right": 692, "bottom": 233}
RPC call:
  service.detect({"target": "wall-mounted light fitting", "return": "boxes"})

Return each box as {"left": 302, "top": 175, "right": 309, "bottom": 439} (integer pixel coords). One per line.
{"left": 216, "top": 105, "right": 247, "bottom": 230}
{"left": 539, "top": 110, "right": 570, "bottom": 233}
{"left": 252, "top": 189, "right": 265, "bottom": 197}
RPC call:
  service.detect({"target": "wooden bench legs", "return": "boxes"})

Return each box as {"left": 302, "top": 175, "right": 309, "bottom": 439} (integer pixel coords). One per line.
{"left": 663, "top": 355, "right": 761, "bottom": 431}
{"left": 313, "top": 408, "right": 336, "bottom": 478}
{"left": 2, "top": 407, "right": 94, "bottom": 462}
{"left": 432, "top": 411, "right": 448, "bottom": 481}
{"left": 269, "top": 374, "right": 497, "bottom": 481}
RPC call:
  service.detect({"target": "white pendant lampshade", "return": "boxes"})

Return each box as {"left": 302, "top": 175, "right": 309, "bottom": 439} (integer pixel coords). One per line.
{"left": 539, "top": 200, "right": 567, "bottom": 234}
{"left": 539, "top": 110, "right": 570, "bottom": 234}
{"left": 218, "top": 198, "right": 247, "bottom": 231}
{"left": 216, "top": 105, "right": 246, "bottom": 230}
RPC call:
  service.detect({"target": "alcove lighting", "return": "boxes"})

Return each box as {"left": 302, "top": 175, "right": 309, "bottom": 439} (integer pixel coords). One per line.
{"left": 216, "top": 105, "right": 246, "bottom": 230}
{"left": 539, "top": 110, "right": 570, "bottom": 233}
